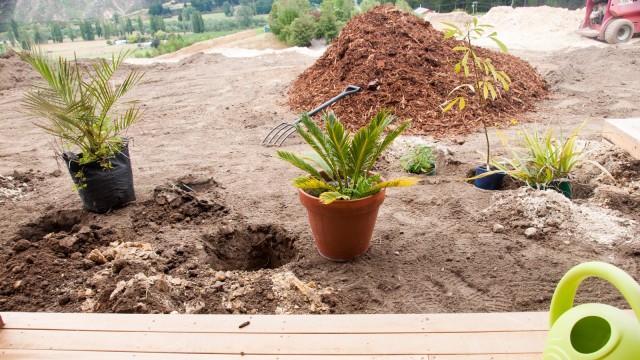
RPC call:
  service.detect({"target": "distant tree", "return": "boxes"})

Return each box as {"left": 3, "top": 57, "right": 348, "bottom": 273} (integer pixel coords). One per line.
{"left": 94, "top": 21, "right": 103, "bottom": 38}
{"left": 394, "top": 0, "right": 412, "bottom": 11}
{"left": 11, "top": 19, "right": 20, "bottom": 41}
{"left": 223, "top": 1, "right": 234, "bottom": 16}
{"left": 269, "top": 0, "right": 311, "bottom": 38}
{"left": 50, "top": 22, "right": 64, "bottom": 43}
{"left": 103, "top": 21, "right": 112, "bottom": 39}
{"left": 191, "top": 11, "right": 205, "bottom": 33}
{"left": 191, "top": 0, "right": 214, "bottom": 12}
{"left": 113, "top": 14, "right": 120, "bottom": 24}
{"left": 67, "top": 23, "right": 76, "bottom": 41}
{"left": 235, "top": 4, "right": 254, "bottom": 27}
{"left": 32, "top": 25, "right": 46, "bottom": 44}
{"left": 137, "top": 16, "right": 145, "bottom": 34}
{"left": 124, "top": 17, "right": 134, "bottom": 34}
{"left": 316, "top": 0, "right": 353, "bottom": 22}
{"left": 360, "top": 0, "right": 380, "bottom": 12}
{"left": 182, "top": 6, "right": 193, "bottom": 21}
{"left": 149, "top": 3, "right": 164, "bottom": 15}
{"left": 19, "top": 30, "right": 31, "bottom": 49}
{"left": 82, "top": 20, "right": 95, "bottom": 40}
{"left": 255, "top": 0, "right": 275, "bottom": 14}
{"left": 150, "top": 15, "right": 166, "bottom": 33}
{"left": 286, "top": 14, "right": 316, "bottom": 46}
{"left": 316, "top": 3, "right": 338, "bottom": 41}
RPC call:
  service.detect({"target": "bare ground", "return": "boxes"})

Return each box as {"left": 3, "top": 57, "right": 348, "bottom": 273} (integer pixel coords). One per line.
{"left": 1, "top": 28, "right": 640, "bottom": 314}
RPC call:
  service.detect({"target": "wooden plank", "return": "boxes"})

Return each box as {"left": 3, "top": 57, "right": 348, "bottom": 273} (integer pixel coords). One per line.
{"left": 0, "top": 329, "right": 547, "bottom": 355}
{"left": 603, "top": 118, "right": 640, "bottom": 160}
{"left": 0, "top": 312, "right": 549, "bottom": 333}
{"left": 431, "top": 355, "right": 540, "bottom": 360}
{"left": 0, "top": 349, "right": 431, "bottom": 360}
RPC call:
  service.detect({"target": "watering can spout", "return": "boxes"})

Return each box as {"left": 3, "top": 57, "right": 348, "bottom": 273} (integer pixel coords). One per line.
{"left": 543, "top": 262, "right": 640, "bottom": 359}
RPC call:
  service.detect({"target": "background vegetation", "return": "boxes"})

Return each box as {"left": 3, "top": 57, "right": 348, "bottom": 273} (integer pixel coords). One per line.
{"left": 0, "top": 0, "right": 589, "bottom": 55}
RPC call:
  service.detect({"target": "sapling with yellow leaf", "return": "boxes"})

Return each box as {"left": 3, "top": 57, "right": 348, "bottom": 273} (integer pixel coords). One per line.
{"left": 441, "top": 19, "right": 512, "bottom": 189}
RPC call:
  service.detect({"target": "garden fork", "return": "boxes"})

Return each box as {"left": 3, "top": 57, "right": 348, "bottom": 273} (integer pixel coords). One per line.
{"left": 261, "top": 85, "right": 361, "bottom": 146}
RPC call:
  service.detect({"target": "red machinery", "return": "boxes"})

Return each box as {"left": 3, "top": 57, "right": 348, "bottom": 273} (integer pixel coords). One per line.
{"left": 576, "top": 0, "right": 640, "bottom": 43}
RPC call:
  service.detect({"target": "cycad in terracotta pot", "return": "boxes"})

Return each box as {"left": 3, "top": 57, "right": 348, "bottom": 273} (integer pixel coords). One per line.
{"left": 277, "top": 110, "right": 419, "bottom": 261}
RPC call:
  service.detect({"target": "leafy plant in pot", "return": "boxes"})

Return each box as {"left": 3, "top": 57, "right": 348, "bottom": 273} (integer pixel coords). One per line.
{"left": 18, "top": 49, "right": 144, "bottom": 213}
{"left": 400, "top": 144, "right": 437, "bottom": 175}
{"left": 441, "top": 19, "right": 512, "bottom": 190}
{"left": 480, "top": 121, "right": 613, "bottom": 199}
{"left": 276, "top": 110, "right": 419, "bottom": 261}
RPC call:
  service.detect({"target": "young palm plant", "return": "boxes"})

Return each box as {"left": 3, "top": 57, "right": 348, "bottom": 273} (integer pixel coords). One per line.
{"left": 277, "top": 110, "right": 419, "bottom": 204}
{"left": 18, "top": 48, "right": 144, "bottom": 169}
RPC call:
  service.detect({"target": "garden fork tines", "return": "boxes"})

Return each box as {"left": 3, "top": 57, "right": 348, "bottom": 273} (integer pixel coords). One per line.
{"left": 262, "top": 85, "right": 361, "bottom": 146}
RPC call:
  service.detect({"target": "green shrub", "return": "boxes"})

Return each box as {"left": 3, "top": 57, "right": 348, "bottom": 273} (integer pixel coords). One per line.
{"left": 286, "top": 14, "right": 316, "bottom": 46}
{"left": 401, "top": 144, "right": 437, "bottom": 174}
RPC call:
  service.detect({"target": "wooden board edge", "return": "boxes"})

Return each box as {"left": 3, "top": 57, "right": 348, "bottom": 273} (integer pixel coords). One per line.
{"left": 603, "top": 119, "right": 640, "bottom": 160}
{"left": 0, "top": 314, "right": 5, "bottom": 328}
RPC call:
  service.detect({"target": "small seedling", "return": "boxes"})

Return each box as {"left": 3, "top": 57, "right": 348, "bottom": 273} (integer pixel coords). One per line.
{"left": 401, "top": 144, "right": 437, "bottom": 174}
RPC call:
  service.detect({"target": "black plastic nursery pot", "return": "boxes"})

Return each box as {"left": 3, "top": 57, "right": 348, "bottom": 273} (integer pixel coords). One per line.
{"left": 63, "top": 142, "right": 135, "bottom": 213}
{"left": 473, "top": 166, "right": 505, "bottom": 190}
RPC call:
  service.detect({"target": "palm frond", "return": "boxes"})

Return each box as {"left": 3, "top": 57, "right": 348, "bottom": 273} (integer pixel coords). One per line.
{"left": 276, "top": 150, "right": 324, "bottom": 179}
{"left": 319, "top": 191, "right": 351, "bottom": 204}
{"left": 291, "top": 176, "right": 335, "bottom": 190}
{"left": 367, "top": 177, "right": 420, "bottom": 194}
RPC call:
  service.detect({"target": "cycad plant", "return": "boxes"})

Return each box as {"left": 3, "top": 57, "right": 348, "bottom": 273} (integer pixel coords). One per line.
{"left": 277, "top": 110, "right": 419, "bottom": 204}
{"left": 18, "top": 48, "right": 144, "bottom": 169}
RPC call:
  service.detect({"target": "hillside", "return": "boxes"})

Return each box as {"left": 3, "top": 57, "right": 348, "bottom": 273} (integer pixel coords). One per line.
{"left": 8, "top": 0, "right": 156, "bottom": 22}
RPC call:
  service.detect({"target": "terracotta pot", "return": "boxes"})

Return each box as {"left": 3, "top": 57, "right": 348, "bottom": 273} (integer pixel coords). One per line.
{"left": 298, "top": 188, "right": 386, "bottom": 262}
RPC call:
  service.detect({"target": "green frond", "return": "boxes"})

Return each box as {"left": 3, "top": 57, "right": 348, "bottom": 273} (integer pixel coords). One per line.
{"left": 276, "top": 150, "right": 324, "bottom": 179}
{"left": 17, "top": 48, "right": 143, "bottom": 168}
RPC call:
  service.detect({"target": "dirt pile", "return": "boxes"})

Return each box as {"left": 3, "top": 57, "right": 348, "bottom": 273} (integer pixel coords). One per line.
{"left": 0, "top": 51, "right": 39, "bottom": 91}
{"left": 288, "top": 5, "right": 548, "bottom": 137}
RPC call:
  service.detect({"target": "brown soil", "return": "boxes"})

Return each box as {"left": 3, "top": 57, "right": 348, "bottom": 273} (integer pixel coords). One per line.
{"left": 1, "top": 10, "right": 640, "bottom": 315}
{"left": 289, "top": 6, "right": 549, "bottom": 137}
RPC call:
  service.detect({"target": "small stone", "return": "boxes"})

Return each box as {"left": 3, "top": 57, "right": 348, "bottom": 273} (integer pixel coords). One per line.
{"left": 215, "top": 271, "right": 226, "bottom": 281}
{"left": 492, "top": 224, "right": 505, "bottom": 233}
{"left": 87, "top": 249, "right": 107, "bottom": 265}
{"left": 82, "top": 259, "right": 96, "bottom": 269}
{"left": 70, "top": 252, "right": 83, "bottom": 260}
{"left": 563, "top": 240, "right": 571, "bottom": 245}
{"left": 13, "top": 280, "right": 22, "bottom": 289}
{"left": 155, "top": 195, "right": 167, "bottom": 205}
{"left": 58, "top": 236, "right": 78, "bottom": 249}
{"left": 154, "top": 278, "right": 170, "bottom": 293}
{"left": 524, "top": 227, "right": 538, "bottom": 238}
{"left": 13, "top": 239, "right": 31, "bottom": 252}
{"left": 394, "top": 251, "right": 400, "bottom": 256}
{"left": 58, "top": 294, "right": 71, "bottom": 306}
{"left": 170, "top": 212, "right": 185, "bottom": 222}
{"left": 212, "top": 281, "right": 225, "bottom": 290}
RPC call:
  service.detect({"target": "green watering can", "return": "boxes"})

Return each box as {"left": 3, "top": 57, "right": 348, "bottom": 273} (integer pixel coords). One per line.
{"left": 543, "top": 262, "right": 640, "bottom": 359}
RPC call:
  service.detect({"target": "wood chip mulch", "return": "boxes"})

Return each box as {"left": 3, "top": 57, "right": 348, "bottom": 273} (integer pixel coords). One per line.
{"left": 288, "top": 5, "right": 549, "bottom": 138}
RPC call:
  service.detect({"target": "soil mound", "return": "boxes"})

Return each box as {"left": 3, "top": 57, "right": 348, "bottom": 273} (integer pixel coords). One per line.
{"left": 288, "top": 5, "right": 548, "bottom": 137}
{"left": 0, "top": 51, "right": 39, "bottom": 91}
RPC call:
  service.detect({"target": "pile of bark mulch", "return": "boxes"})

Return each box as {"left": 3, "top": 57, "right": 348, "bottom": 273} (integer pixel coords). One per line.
{"left": 288, "top": 5, "right": 549, "bottom": 137}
